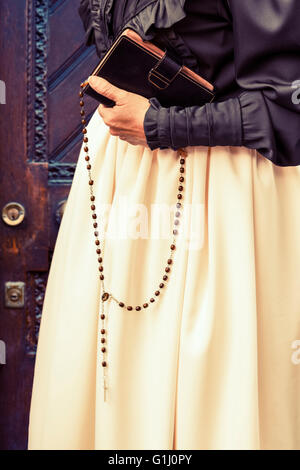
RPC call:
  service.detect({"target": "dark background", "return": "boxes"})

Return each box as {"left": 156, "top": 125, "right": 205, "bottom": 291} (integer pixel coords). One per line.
{"left": 0, "top": 0, "right": 98, "bottom": 450}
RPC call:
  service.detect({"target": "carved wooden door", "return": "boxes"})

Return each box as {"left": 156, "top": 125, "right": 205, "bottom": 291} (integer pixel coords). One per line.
{"left": 0, "top": 0, "right": 98, "bottom": 450}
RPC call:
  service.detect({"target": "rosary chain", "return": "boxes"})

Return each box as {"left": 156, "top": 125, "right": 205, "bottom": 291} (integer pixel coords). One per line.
{"left": 79, "top": 83, "right": 187, "bottom": 400}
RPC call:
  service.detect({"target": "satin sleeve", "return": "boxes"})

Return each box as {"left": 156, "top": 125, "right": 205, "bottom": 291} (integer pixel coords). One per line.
{"left": 78, "top": 0, "right": 94, "bottom": 45}
{"left": 144, "top": 0, "right": 300, "bottom": 166}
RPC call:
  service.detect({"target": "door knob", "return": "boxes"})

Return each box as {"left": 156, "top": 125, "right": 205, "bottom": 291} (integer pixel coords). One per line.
{"left": 2, "top": 202, "right": 25, "bottom": 226}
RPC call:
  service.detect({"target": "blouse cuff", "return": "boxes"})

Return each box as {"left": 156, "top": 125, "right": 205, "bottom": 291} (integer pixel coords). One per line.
{"left": 207, "top": 98, "right": 243, "bottom": 147}
{"left": 144, "top": 97, "right": 171, "bottom": 150}
{"left": 144, "top": 96, "right": 243, "bottom": 150}
{"left": 238, "top": 91, "right": 275, "bottom": 161}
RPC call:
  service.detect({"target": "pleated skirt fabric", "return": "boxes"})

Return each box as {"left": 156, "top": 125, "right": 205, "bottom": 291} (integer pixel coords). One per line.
{"left": 28, "top": 109, "right": 300, "bottom": 450}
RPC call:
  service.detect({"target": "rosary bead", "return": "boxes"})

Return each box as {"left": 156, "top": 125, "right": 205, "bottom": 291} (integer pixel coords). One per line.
{"left": 80, "top": 94, "right": 187, "bottom": 348}
{"left": 102, "top": 361, "right": 107, "bottom": 367}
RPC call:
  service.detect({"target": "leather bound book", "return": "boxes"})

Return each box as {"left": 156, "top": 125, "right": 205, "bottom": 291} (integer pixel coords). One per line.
{"left": 82, "top": 28, "right": 215, "bottom": 107}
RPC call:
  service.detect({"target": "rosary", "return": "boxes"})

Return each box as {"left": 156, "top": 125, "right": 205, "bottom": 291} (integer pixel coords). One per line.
{"left": 79, "top": 82, "right": 187, "bottom": 401}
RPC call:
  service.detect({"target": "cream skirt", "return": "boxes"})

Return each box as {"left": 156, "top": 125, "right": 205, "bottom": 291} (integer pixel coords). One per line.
{"left": 28, "top": 109, "right": 300, "bottom": 450}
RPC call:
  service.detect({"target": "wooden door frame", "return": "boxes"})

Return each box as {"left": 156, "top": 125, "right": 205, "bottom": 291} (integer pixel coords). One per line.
{"left": 0, "top": 0, "right": 97, "bottom": 450}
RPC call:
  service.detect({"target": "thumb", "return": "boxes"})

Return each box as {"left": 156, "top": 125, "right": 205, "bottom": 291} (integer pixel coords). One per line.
{"left": 88, "top": 76, "right": 125, "bottom": 103}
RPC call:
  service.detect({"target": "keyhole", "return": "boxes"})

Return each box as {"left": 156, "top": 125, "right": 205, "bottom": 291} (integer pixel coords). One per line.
{"left": 8, "top": 208, "right": 19, "bottom": 220}
{"left": 9, "top": 289, "right": 20, "bottom": 302}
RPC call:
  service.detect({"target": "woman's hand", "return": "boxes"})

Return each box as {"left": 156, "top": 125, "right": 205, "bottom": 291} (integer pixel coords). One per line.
{"left": 88, "top": 76, "right": 151, "bottom": 147}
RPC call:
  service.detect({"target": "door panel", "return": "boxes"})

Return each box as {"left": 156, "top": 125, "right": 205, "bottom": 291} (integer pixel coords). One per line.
{"left": 48, "top": 52, "right": 97, "bottom": 153}
{"left": 0, "top": 0, "right": 98, "bottom": 450}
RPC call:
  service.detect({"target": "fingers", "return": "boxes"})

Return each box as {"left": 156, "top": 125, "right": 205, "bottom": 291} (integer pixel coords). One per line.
{"left": 109, "top": 127, "right": 132, "bottom": 140}
{"left": 98, "top": 103, "right": 106, "bottom": 118}
{"left": 98, "top": 103, "right": 116, "bottom": 127}
{"left": 109, "top": 128, "right": 139, "bottom": 145}
{"left": 89, "top": 76, "right": 126, "bottom": 103}
{"left": 109, "top": 127, "right": 120, "bottom": 137}
{"left": 105, "top": 123, "right": 142, "bottom": 145}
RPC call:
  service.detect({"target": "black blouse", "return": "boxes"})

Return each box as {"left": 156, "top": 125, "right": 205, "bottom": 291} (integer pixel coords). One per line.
{"left": 79, "top": 0, "right": 300, "bottom": 166}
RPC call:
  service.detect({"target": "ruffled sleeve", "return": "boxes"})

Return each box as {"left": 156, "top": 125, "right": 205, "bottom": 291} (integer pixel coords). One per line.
{"left": 144, "top": 0, "right": 300, "bottom": 166}
{"left": 78, "top": 0, "right": 115, "bottom": 58}
{"left": 144, "top": 96, "right": 243, "bottom": 149}
{"left": 78, "top": 0, "right": 188, "bottom": 59}
{"left": 78, "top": 0, "right": 90, "bottom": 31}
{"left": 78, "top": 0, "right": 94, "bottom": 47}
{"left": 123, "top": 0, "right": 201, "bottom": 72}
{"left": 121, "top": 0, "right": 187, "bottom": 40}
